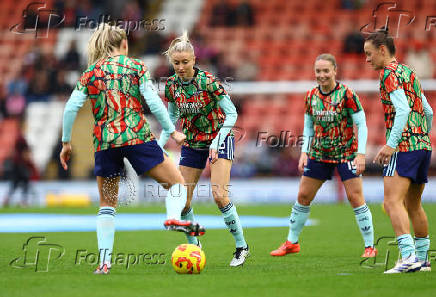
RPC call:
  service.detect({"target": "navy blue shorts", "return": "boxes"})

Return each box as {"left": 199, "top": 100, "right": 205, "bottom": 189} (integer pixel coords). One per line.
{"left": 180, "top": 135, "right": 235, "bottom": 169}
{"left": 383, "top": 150, "right": 431, "bottom": 184}
{"left": 94, "top": 141, "right": 164, "bottom": 177}
{"left": 303, "top": 158, "right": 360, "bottom": 181}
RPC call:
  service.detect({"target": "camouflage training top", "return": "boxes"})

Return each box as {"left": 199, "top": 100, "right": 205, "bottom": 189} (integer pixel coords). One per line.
{"left": 75, "top": 55, "right": 154, "bottom": 152}
{"left": 164, "top": 67, "right": 230, "bottom": 149}
{"left": 305, "top": 82, "right": 363, "bottom": 163}
{"left": 379, "top": 61, "right": 432, "bottom": 152}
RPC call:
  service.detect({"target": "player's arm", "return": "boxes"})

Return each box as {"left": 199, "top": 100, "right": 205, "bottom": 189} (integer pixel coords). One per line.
{"left": 60, "top": 89, "right": 88, "bottom": 170}
{"left": 139, "top": 80, "right": 185, "bottom": 145}
{"left": 386, "top": 89, "right": 411, "bottom": 149}
{"left": 299, "top": 113, "right": 314, "bottom": 174}
{"left": 157, "top": 102, "right": 179, "bottom": 149}
{"left": 351, "top": 110, "right": 367, "bottom": 175}
{"left": 374, "top": 89, "right": 410, "bottom": 165}
{"left": 351, "top": 111, "right": 367, "bottom": 154}
{"left": 422, "top": 93, "right": 433, "bottom": 132}
{"left": 301, "top": 114, "right": 314, "bottom": 153}
{"left": 210, "top": 95, "right": 237, "bottom": 151}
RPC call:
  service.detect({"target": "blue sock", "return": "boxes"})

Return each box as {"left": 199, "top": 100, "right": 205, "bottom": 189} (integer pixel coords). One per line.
{"left": 415, "top": 236, "right": 430, "bottom": 262}
{"left": 181, "top": 207, "right": 199, "bottom": 245}
{"left": 287, "top": 202, "right": 310, "bottom": 244}
{"left": 97, "top": 207, "right": 115, "bottom": 266}
{"left": 353, "top": 204, "right": 374, "bottom": 247}
{"left": 397, "top": 234, "right": 416, "bottom": 260}
{"left": 165, "top": 184, "right": 187, "bottom": 220}
{"left": 220, "top": 202, "right": 247, "bottom": 248}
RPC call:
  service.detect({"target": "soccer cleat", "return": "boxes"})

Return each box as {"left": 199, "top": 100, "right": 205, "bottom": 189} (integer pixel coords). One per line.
{"left": 384, "top": 256, "right": 421, "bottom": 274}
{"left": 93, "top": 263, "right": 110, "bottom": 275}
{"left": 196, "top": 239, "right": 202, "bottom": 249}
{"left": 361, "top": 246, "right": 378, "bottom": 258}
{"left": 164, "top": 219, "right": 205, "bottom": 236}
{"left": 230, "top": 246, "right": 250, "bottom": 267}
{"left": 419, "top": 261, "right": 431, "bottom": 272}
{"left": 270, "top": 241, "right": 300, "bottom": 256}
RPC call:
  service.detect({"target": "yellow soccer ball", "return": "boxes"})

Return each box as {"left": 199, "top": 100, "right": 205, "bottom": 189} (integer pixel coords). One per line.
{"left": 171, "top": 244, "right": 206, "bottom": 274}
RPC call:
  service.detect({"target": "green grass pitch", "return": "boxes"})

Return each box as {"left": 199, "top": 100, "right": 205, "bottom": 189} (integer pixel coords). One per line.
{"left": 0, "top": 203, "right": 435, "bottom": 297}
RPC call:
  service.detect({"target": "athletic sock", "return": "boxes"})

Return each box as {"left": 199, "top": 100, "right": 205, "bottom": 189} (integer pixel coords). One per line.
{"left": 415, "top": 236, "right": 430, "bottom": 262}
{"left": 181, "top": 207, "right": 199, "bottom": 245}
{"left": 220, "top": 202, "right": 247, "bottom": 248}
{"left": 287, "top": 202, "right": 310, "bottom": 244}
{"left": 397, "top": 234, "right": 416, "bottom": 260}
{"left": 97, "top": 206, "right": 115, "bottom": 266}
{"left": 165, "top": 184, "right": 187, "bottom": 220}
{"left": 353, "top": 204, "right": 374, "bottom": 247}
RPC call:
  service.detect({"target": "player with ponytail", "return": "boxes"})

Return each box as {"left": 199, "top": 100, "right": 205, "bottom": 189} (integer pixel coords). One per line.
{"left": 364, "top": 28, "right": 433, "bottom": 273}
{"left": 60, "top": 24, "right": 204, "bottom": 274}
{"left": 159, "top": 31, "right": 249, "bottom": 267}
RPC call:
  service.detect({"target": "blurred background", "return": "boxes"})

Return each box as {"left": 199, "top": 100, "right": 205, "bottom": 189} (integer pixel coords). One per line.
{"left": 1, "top": 0, "right": 436, "bottom": 207}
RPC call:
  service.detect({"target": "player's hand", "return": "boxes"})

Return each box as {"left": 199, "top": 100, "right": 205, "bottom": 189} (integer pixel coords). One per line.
{"left": 60, "top": 142, "right": 72, "bottom": 171}
{"left": 209, "top": 149, "right": 218, "bottom": 164}
{"left": 170, "top": 131, "right": 186, "bottom": 146}
{"left": 373, "top": 145, "right": 395, "bottom": 165}
{"left": 353, "top": 153, "right": 366, "bottom": 175}
{"left": 298, "top": 153, "right": 308, "bottom": 174}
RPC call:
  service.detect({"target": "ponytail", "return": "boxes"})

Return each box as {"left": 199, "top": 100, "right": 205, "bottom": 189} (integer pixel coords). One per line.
{"left": 87, "top": 23, "right": 127, "bottom": 66}
{"left": 163, "top": 30, "right": 195, "bottom": 59}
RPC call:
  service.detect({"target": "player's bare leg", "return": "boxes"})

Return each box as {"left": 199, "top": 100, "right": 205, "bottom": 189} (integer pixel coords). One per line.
{"left": 343, "top": 177, "right": 376, "bottom": 257}
{"left": 383, "top": 172, "right": 421, "bottom": 273}
{"left": 383, "top": 173, "right": 411, "bottom": 236}
{"left": 271, "top": 176, "right": 323, "bottom": 256}
{"left": 211, "top": 158, "right": 248, "bottom": 266}
{"left": 405, "top": 183, "right": 430, "bottom": 271}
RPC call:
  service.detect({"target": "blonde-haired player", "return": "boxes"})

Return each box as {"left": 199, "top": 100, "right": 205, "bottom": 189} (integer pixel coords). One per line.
{"left": 158, "top": 31, "right": 249, "bottom": 267}
{"left": 60, "top": 24, "right": 204, "bottom": 274}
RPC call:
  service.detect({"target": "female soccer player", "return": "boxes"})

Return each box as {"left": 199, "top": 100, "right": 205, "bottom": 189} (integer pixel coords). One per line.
{"left": 270, "top": 54, "right": 376, "bottom": 258}
{"left": 158, "top": 32, "right": 249, "bottom": 267}
{"left": 59, "top": 24, "right": 204, "bottom": 274}
{"left": 364, "top": 28, "right": 433, "bottom": 273}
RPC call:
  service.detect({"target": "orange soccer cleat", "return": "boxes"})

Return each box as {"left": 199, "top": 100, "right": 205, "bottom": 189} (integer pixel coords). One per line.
{"left": 361, "top": 246, "right": 378, "bottom": 258}
{"left": 270, "top": 241, "right": 300, "bottom": 256}
{"left": 164, "top": 219, "right": 205, "bottom": 236}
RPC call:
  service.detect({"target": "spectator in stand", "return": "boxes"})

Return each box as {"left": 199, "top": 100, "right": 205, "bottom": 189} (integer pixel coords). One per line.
{"left": 63, "top": 40, "right": 81, "bottom": 70}
{"left": 235, "top": 0, "right": 254, "bottom": 26}
{"left": 210, "top": 0, "right": 235, "bottom": 27}
{"left": 343, "top": 30, "right": 365, "bottom": 54}
{"left": 405, "top": 41, "right": 434, "bottom": 79}
{"left": 26, "top": 70, "right": 50, "bottom": 102}
{"left": 2, "top": 133, "right": 38, "bottom": 207}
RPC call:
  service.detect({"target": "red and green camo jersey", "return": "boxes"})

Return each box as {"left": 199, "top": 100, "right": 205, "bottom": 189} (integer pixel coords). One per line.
{"left": 379, "top": 61, "right": 432, "bottom": 152}
{"left": 75, "top": 55, "right": 154, "bottom": 152}
{"left": 164, "top": 68, "right": 230, "bottom": 149}
{"left": 305, "top": 83, "right": 363, "bottom": 163}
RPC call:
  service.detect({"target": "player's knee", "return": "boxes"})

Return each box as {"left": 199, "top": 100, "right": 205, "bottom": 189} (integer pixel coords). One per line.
{"left": 347, "top": 191, "right": 363, "bottom": 204}
{"left": 297, "top": 191, "right": 312, "bottom": 206}
{"left": 212, "top": 188, "right": 228, "bottom": 204}
{"left": 165, "top": 175, "right": 185, "bottom": 189}
{"left": 383, "top": 200, "right": 394, "bottom": 214}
